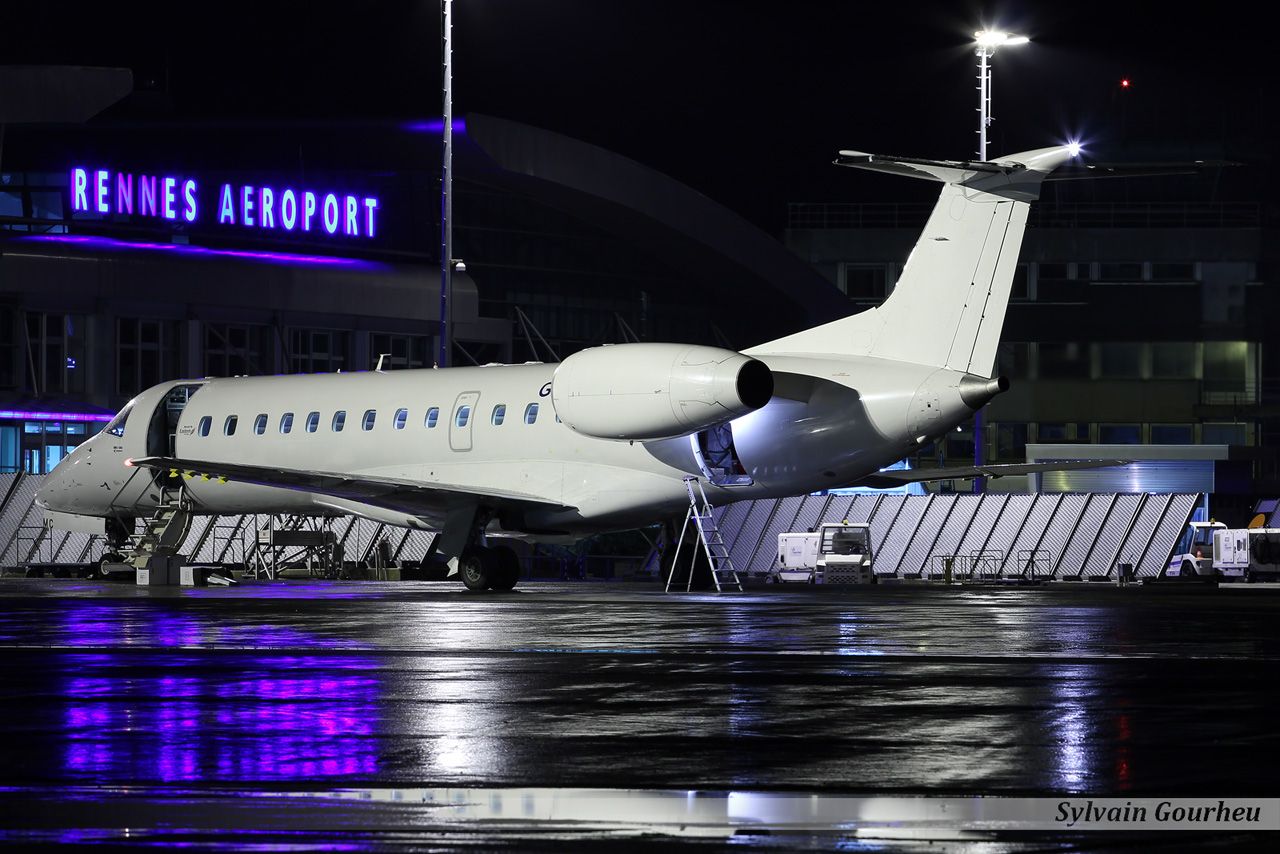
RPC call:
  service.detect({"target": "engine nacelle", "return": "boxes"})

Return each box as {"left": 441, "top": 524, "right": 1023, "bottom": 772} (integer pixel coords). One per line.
{"left": 551, "top": 343, "right": 774, "bottom": 441}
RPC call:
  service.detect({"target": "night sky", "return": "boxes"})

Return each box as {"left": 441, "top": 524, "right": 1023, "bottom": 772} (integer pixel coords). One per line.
{"left": 7, "top": 1, "right": 1276, "bottom": 232}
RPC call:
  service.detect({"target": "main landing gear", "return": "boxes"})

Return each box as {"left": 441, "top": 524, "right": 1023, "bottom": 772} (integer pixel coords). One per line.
{"left": 457, "top": 544, "right": 521, "bottom": 592}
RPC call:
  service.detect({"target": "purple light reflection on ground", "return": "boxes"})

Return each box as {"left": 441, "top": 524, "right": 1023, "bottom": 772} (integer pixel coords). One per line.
{"left": 59, "top": 608, "right": 383, "bottom": 783}
{"left": 19, "top": 234, "right": 384, "bottom": 270}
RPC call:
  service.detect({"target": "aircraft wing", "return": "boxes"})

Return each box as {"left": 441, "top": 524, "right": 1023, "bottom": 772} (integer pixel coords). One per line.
{"left": 854, "top": 459, "right": 1130, "bottom": 489}
{"left": 128, "top": 456, "right": 569, "bottom": 516}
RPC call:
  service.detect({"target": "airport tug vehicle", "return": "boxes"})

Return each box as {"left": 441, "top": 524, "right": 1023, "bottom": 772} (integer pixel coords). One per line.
{"left": 774, "top": 521, "right": 874, "bottom": 584}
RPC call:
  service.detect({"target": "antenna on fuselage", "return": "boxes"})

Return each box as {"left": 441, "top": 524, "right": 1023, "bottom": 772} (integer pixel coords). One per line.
{"left": 375, "top": 353, "right": 391, "bottom": 372}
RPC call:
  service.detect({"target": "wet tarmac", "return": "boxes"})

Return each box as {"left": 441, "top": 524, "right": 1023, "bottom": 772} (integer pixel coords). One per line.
{"left": 1, "top": 578, "right": 1277, "bottom": 850}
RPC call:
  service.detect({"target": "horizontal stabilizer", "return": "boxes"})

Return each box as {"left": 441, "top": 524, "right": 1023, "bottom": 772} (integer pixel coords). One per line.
{"left": 854, "top": 459, "right": 1129, "bottom": 489}
{"left": 1044, "top": 160, "right": 1241, "bottom": 182}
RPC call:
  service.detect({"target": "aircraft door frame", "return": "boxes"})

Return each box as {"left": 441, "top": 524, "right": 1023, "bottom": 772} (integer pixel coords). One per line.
{"left": 450, "top": 391, "right": 480, "bottom": 452}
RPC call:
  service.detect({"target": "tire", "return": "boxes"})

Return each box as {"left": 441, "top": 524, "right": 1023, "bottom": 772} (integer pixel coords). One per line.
{"left": 489, "top": 545, "right": 521, "bottom": 592}
{"left": 459, "top": 550, "right": 491, "bottom": 592}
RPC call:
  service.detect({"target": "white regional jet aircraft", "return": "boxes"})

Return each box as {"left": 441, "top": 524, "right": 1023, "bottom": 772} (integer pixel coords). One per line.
{"left": 38, "top": 143, "right": 1116, "bottom": 590}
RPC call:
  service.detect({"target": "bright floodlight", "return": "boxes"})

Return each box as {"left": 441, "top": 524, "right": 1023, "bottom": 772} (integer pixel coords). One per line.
{"left": 974, "top": 30, "right": 1029, "bottom": 49}
{"left": 1067, "top": 141, "right": 1082, "bottom": 158}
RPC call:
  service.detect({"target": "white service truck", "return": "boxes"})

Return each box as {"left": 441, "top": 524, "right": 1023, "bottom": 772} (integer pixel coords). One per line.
{"left": 1211, "top": 527, "right": 1280, "bottom": 581}
{"left": 774, "top": 522, "right": 874, "bottom": 584}
{"left": 1165, "top": 520, "right": 1226, "bottom": 579}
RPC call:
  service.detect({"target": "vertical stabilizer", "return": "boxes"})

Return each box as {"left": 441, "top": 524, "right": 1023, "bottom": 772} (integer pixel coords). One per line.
{"left": 748, "top": 146, "right": 1075, "bottom": 376}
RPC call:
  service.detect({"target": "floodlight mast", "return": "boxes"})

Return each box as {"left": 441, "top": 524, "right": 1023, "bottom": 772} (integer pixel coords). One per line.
{"left": 971, "top": 29, "right": 1027, "bottom": 490}
{"left": 974, "top": 30, "right": 1028, "bottom": 160}
{"left": 438, "top": 0, "right": 454, "bottom": 368}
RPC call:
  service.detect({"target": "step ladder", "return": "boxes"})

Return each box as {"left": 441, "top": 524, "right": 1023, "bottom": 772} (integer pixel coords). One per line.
{"left": 666, "top": 476, "right": 742, "bottom": 592}
{"left": 126, "top": 487, "right": 193, "bottom": 569}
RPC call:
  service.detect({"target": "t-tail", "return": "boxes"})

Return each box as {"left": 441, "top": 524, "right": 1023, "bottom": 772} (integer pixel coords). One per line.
{"left": 748, "top": 145, "right": 1076, "bottom": 376}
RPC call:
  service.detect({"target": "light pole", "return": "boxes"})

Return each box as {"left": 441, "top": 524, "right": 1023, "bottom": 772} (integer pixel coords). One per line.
{"left": 970, "top": 29, "right": 1026, "bottom": 490}
{"left": 973, "top": 30, "right": 1028, "bottom": 160}
{"left": 438, "top": 0, "right": 454, "bottom": 368}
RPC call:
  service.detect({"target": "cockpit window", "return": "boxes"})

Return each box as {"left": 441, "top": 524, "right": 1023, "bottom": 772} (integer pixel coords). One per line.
{"left": 103, "top": 404, "right": 133, "bottom": 437}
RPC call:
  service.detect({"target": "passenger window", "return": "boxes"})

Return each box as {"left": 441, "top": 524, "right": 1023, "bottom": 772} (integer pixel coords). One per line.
{"left": 198, "top": 415, "right": 212, "bottom": 437}
{"left": 103, "top": 404, "right": 133, "bottom": 437}
{"left": 524, "top": 403, "right": 539, "bottom": 425}
{"left": 332, "top": 411, "right": 347, "bottom": 432}
{"left": 393, "top": 408, "right": 408, "bottom": 430}
{"left": 254, "top": 414, "right": 268, "bottom": 435}
{"left": 224, "top": 415, "right": 238, "bottom": 436}
{"left": 425, "top": 407, "right": 440, "bottom": 428}
{"left": 456, "top": 405, "right": 471, "bottom": 427}
{"left": 305, "top": 411, "right": 320, "bottom": 433}
{"left": 362, "top": 409, "right": 377, "bottom": 431}
{"left": 492, "top": 404, "right": 506, "bottom": 426}
{"left": 280, "top": 412, "right": 294, "bottom": 434}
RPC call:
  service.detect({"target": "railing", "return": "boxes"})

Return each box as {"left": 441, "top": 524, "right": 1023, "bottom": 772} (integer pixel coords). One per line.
{"left": 787, "top": 202, "right": 1262, "bottom": 230}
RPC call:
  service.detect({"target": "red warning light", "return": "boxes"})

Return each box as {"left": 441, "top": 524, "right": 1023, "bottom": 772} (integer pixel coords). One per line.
{"left": 1120, "top": 78, "right": 1131, "bottom": 88}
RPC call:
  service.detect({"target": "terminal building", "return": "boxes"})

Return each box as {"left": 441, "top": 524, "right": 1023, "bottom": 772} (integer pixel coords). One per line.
{"left": 2, "top": 72, "right": 1275, "bottom": 517}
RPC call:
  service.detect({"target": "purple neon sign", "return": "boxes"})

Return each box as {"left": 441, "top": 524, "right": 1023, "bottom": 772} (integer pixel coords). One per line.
{"left": 70, "top": 167, "right": 381, "bottom": 240}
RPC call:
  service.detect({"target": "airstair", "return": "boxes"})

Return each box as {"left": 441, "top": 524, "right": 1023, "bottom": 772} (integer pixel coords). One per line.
{"left": 666, "top": 476, "right": 742, "bottom": 592}
{"left": 126, "top": 487, "right": 193, "bottom": 569}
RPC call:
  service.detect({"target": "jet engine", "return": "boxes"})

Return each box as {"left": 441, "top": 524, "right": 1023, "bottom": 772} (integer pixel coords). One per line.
{"left": 550, "top": 343, "right": 774, "bottom": 441}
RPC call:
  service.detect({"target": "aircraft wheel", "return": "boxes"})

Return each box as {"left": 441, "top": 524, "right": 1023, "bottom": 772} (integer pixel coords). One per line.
{"left": 459, "top": 550, "right": 491, "bottom": 592}
{"left": 489, "top": 545, "right": 521, "bottom": 592}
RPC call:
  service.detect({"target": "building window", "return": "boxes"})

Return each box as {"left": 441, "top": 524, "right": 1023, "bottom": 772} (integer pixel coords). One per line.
{"left": 456, "top": 405, "right": 471, "bottom": 428}
{"left": 288, "top": 328, "right": 347, "bottom": 374}
{"left": 524, "top": 403, "right": 539, "bottom": 424}
{"left": 332, "top": 411, "right": 346, "bottom": 432}
{"left": 205, "top": 323, "right": 267, "bottom": 377}
{"left": 1151, "top": 424, "right": 1194, "bottom": 444}
{"left": 1038, "top": 342, "right": 1089, "bottom": 379}
{"left": 997, "top": 342, "right": 1031, "bottom": 380}
{"left": 425, "top": 407, "right": 440, "bottom": 429}
{"left": 1203, "top": 341, "right": 1249, "bottom": 395}
{"left": 118, "top": 318, "right": 178, "bottom": 397}
{"left": 16, "top": 420, "right": 94, "bottom": 474}
{"left": 1202, "top": 423, "right": 1247, "bottom": 445}
{"left": 280, "top": 412, "right": 294, "bottom": 434}
{"left": 369, "top": 333, "right": 429, "bottom": 370}
{"left": 492, "top": 404, "right": 506, "bottom": 426}
{"left": 393, "top": 408, "right": 408, "bottom": 430}
{"left": 26, "top": 312, "right": 85, "bottom": 395}
{"left": 362, "top": 409, "right": 377, "bottom": 431}
{"left": 1037, "top": 422, "right": 1069, "bottom": 442}
{"left": 305, "top": 411, "right": 320, "bottom": 433}
{"left": 1096, "top": 262, "right": 1144, "bottom": 281}
{"left": 1099, "top": 423, "right": 1141, "bottom": 444}
{"left": 995, "top": 423, "right": 1028, "bottom": 460}
{"left": 253, "top": 414, "right": 268, "bottom": 435}
{"left": 1151, "top": 263, "right": 1195, "bottom": 281}
{"left": 839, "top": 263, "right": 888, "bottom": 300}
{"left": 198, "top": 415, "right": 211, "bottom": 437}
{"left": 1151, "top": 342, "right": 1196, "bottom": 379}
{"left": 224, "top": 415, "right": 238, "bottom": 436}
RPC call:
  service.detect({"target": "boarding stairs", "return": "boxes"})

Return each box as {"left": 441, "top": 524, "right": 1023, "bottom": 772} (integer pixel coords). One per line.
{"left": 126, "top": 487, "right": 193, "bottom": 569}
{"left": 666, "top": 476, "right": 742, "bottom": 592}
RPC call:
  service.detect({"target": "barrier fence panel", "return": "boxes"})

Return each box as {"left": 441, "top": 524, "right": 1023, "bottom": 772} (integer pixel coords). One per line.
{"left": 899, "top": 494, "right": 958, "bottom": 577}
{"left": 924, "top": 494, "right": 982, "bottom": 575}
{"left": 956, "top": 494, "right": 1008, "bottom": 560}
{"left": 1137, "top": 493, "right": 1201, "bottom": 577}
{"left": 1, "top": 475, "right": 46, "bottom": 566}
{"left": 876, "top": 495, "right": 932, "bottom": 576}
{"left": 1085, "top": 493, "right": 1145, "bottom": 578}
{"left": 729, "top": 500, "right": 776, "bottom": 572}
{"left": 982, "top": 494, "right": 1037, "bottom": 575}
{"left": 1113, "top": 494, "right": 1172, "bottom": 577}
{"left": 1035, "top": 493, "right": 1089, "bottom": 577}
{"left": 867, "top": 495, "right": 907, "bottom": 573}
{"left": 1000, "top": 494, "right": 1061, "bottom": 576}
{"left": 1056, "top": 493, "right": 1116, "bottom": 577}
{"left": 748, "top": 495, "right": 809, "bottom": 572}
